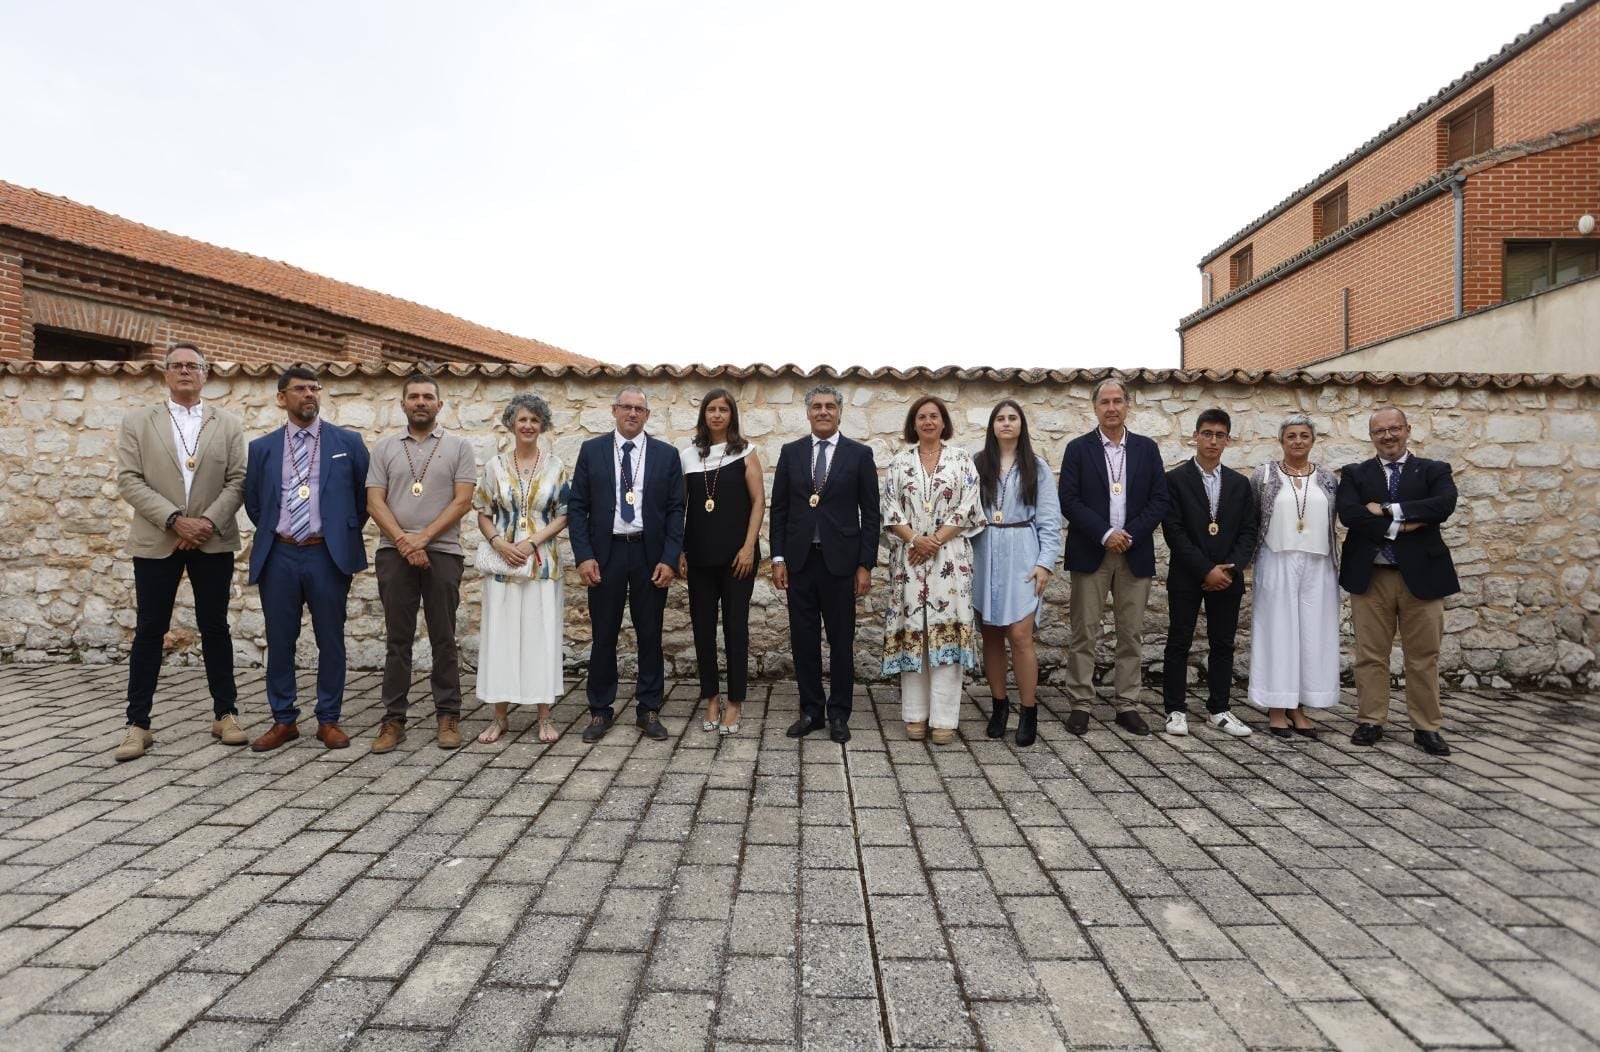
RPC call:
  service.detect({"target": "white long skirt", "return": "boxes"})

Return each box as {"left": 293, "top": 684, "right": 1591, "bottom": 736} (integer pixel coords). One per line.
{"left": 476, "top": 577, "right": 565, "bottom": 706}
{"left": 1247, "top": 546, "right": 1341, "bottom": 711}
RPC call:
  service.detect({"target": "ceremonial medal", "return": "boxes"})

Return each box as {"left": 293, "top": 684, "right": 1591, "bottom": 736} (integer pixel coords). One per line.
{"left": 809, "top": 494, "right": 821, "bottom": 507}
{"left": 1297, "top": 520, "right": 1306, "bottom": 533}
{"left": 923, "top": 501, "right": 933, "bottom": 514}
{"left": 185, "top": 456, "right": 197, "bottom": 470}
{"left": 1208, "top": 522, "right": 1219, "bottom": 536}
{"left": 1111, "top": 483, "right": 1122, "bottom": 495}
{"left": 625, "top": 491, "right": 636, "bottom": 505}
{"left": 518, "top": 518, "right": 529, "bottom": 532}
{"left": 411, "top": 481, "right": 424, "bottom": 497}
{"left": 993, "top": 511, "right": 1003, "bottom": 524}
{"left": 402, "top": 434, "right": 441, "bottom": 503}
{"left": 297, "top": 484, "right": 311, "bottom": 500}
{"left": 705, "top": 499, "right": 716, "bottom": 513}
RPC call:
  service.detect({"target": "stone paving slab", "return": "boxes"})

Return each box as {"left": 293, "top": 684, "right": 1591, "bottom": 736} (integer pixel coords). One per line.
{"left": 0, "top": 663, "right": 1598, "bottom": 1050}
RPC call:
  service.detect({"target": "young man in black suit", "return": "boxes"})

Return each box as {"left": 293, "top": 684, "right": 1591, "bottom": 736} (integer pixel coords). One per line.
{"left": 1336, "top": 407, "right": 1459, "bottom": 756}
{"left": 1058, "top": 378, "right": 1169, "bottom": 737}
{"left": 567, "top": 385, "right": 686, "bottom": 744}
{"left": 1159, "top": 408, "right": 1259, "bottom": 738}
{"left": 769, "top": 384, "right": 880, "bottom": 744}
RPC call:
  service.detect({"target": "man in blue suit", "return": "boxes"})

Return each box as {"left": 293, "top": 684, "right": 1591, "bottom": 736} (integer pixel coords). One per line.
{"left": 1058, "top": 378, "right": 1168, "bottom": 738}
{"left": 243, "top": 366, "right": 370, "bottom": 751}
{"left": 769, "top": 384, "right": 880, "bottom": 744}
{"left": 568, "top": 385, "right": 685, "bottom": 744}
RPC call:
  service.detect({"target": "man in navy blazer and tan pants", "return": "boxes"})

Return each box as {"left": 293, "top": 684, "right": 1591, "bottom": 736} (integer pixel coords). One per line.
{"left": 244, "top": 365, "right": 370, "bottom": 752}
{"left": 1058, "top": 378, "right": 1169, "bottom": 738}
{"left": 567, "top": 385, "right": 686, "bottom": 744}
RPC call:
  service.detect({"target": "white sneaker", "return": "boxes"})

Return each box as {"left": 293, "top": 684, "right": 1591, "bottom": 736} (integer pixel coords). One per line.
{"left": 1164, "top": 712, "right": 1188, "bottom": 736}
{"left": 1209, "top": 712, "right": 1252, "bottom": 737}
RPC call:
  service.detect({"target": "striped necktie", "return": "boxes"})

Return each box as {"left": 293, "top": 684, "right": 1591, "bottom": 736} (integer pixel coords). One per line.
{"left": 1380, "top": 460, "right": 1401, "bottom": 563}
{"left": 288, "top": 430, "right": 313, "bottom": 541}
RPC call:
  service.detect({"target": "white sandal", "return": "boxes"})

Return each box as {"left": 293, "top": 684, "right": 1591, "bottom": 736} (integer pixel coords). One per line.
{"left": 718, "top": 703, "right": 742, "bottom": 736}
{"left": 701, "top": 696, "right": 722, "bottom": 733}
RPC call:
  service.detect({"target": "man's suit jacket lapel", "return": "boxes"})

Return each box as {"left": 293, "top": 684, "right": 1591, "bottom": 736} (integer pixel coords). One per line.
{"left": 816, "top": 435, "right": 843, "bottom": 501}
{"left": 151, "top": 406, "right": 183, "bottom": 476}
{"left": 596, "top": 438, "right": 618, "bottom": 522}
{"left": 190, "top": 406, "right": 216, "bottom": 468}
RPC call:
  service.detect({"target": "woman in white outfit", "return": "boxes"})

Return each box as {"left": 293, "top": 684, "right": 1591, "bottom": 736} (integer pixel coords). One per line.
{"left": 882, "top": 396, "right": 986, "bottom": 744}
{"left": 473, "top": 394, "right": 569, "bottom": 745}
{"left": 1248, "top": 413, "right": 1340, "bottom": 737}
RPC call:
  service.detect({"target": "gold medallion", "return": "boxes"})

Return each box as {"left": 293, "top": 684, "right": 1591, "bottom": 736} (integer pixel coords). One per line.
{"left": 704, "top": 499, "right": 716, "bottom": 513}
{"left": 1111, "top": 483, "right": 1122, "bottom": 495}
{"left": 1297, "top": 519, "right": 1306, "bottom": 533}
{"left": 625, "top": 491, "right": 636, "bottom": 505}
{"left": 923, "top": 501, "right": 933, "bottom": 514}
{"left": 1208, "top": 522, "right": 1219, "bottom": 536}
{"left": 993, "top": 511, "right": 1003, "bottom": 524}
{"left": 518, "top": 518, "right": 529, "bottom": 532}
{"left": 185, "top": 456, "right": 197, "bottom": 470}
{"left": 297, "top": 484, "right": 311, "bottom": 500}
{"left": 808, "top": 493, "right": 821, "bottom": 507}
{"left": 411, "top": 481, "right": 424, "bottom": 496}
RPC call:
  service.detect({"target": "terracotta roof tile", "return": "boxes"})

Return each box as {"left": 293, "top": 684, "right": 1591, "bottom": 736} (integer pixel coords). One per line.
{"left": 0, "top": 180, "right": 593, "bottom": 367}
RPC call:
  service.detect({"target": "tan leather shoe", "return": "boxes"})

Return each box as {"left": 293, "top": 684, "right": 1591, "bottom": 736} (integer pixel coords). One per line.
{"left": 251, "top": 722, "right": 300, "bottom": 752}
{"left": 930, "top": 728, "right": 956, "bottom": 745}
{"left": 212, "top": 714, "right": 248, "bottom": 746}
{"left": 371, "top": 718, "right": 406, "bottom": 754}
{"left": 437, "top": 715, "right": 461, "bottom": 750}
{"left": 114, "top": 725, "right": 154, "bottom": 762}
{"left": 316, "top": 723, "right": 351, "bottom": 749}
{"left": 905, "top": 721, "right": 927, "bottom": 741}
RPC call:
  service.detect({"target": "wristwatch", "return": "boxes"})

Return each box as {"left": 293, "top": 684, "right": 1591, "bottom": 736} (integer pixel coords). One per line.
{"left": 165, "top": 511, "right": 181, "bottom": 530}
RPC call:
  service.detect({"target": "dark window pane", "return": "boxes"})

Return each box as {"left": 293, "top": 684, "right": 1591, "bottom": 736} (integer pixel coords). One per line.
{"left": 1553, "top": 242, "right": 1599, "bottom": 284}
{"left": 32, "top": 327, "right": 141, "bottom": 362}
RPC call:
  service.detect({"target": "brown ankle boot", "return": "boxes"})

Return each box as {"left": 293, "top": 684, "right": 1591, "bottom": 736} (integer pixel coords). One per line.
{"left": 437, "top": 715, "right": 461, "bottom": 749}
{"left": 371, "top": 718, "right": 406, "bottom": 754}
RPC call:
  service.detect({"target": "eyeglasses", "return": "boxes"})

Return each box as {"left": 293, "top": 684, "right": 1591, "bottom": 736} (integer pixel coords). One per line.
{"left": 166, "top": 362, "right": 205, "bottom": 373}
{"left": 613, "top": 404, "right": 648, "bottom": 414}
{"left": 1196, "top": 430, "right": 1230, "bottom": 441}
{"left": 1370, "top": 426, "right": 1406, "bottom": 437}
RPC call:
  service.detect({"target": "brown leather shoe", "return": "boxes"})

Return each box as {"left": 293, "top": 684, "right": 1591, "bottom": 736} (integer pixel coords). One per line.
{"left": 251, "top": 722, "right": 300, "bottom": 752}
{"left": 316, "top": 723, "right": 351, "bottom": 749}
{"left": 437, "top": 715, "right": 461, "bottom": 750}
{"left": 371, "top": 718, "right": 406, "bottom": 754}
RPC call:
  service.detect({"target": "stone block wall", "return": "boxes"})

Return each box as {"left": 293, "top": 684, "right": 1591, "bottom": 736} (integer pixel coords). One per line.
{"left": 3, "top": 361, "right": 1596, "bottom": 692}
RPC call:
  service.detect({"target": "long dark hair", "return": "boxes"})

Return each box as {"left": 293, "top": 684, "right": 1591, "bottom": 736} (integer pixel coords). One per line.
{"left": 975, "top": 399, "right": 1038, "bottom": 509}
{"left": 692, "top": 388, "right": 748, "bottom": 457}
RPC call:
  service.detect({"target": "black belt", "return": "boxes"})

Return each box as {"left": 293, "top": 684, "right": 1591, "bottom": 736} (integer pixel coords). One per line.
{"left": 989, "top": 521, "right": 1034, "bottom": 529}
{"left": 612, "top": 533, "right": 645, "bottom": 544}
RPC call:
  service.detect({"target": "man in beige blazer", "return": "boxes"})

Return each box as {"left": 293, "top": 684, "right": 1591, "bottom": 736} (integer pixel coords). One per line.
{"left": 113, "top": 343, "right": 248, "bottom": 761}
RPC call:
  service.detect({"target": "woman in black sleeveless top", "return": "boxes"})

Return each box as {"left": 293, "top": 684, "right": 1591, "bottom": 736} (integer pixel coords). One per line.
{"left": 679, "top": 389, "right": 765, "bottom": 735}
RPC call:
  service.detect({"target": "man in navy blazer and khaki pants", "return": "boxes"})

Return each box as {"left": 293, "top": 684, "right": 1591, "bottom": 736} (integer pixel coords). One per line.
{"left": 1058, "top": 378, "right": 1169, "bottom": 737}
{"left": 567, "top": 385, "right": 685, "bottom": 744}
{"left": 770, "top": 384, "right": 880, "bottom": 744}
{"left": 1337, "top": 407, "right": 1460, "bottom": 756}
{"left": 244, "top": 365, "right": 370, "bottom": 752}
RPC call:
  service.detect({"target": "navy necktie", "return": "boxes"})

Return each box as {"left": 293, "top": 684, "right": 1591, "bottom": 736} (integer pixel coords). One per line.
{"left": 620, "top": 441, "right": 636, "bottom": 524}
{"left": 1381, "top": 460, "right": 1401, "bottom": 563}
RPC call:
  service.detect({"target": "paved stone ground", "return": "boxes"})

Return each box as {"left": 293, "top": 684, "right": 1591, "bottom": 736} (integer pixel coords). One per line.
{"left": 0, "top": 664, "right": 1597, "bottom": 1051}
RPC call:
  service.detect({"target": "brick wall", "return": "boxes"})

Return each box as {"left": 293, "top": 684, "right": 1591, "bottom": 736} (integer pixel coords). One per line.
{"left": 0, "top": 251, "right": 21, "bottom": 359}
{"left": 1200, "top": 2, "right": 1600, "bottom": 303}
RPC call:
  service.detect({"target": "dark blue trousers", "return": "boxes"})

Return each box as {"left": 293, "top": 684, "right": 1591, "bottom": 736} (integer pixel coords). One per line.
{"left": 585, "top": 537, "right": 667, "bottom": 720}
{"left": 258, "top": 541, "right": 351, "bottom": 726}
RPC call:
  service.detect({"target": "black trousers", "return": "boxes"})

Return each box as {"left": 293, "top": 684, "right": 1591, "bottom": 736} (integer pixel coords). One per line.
{"left": 586, "top": 537, "right": 667, "bottom": 719}
{"left": 126, "top": 549, "right": 238, "bottom": 729}
{"left": 787, "top": 549, "right": 856, "bottom": 722}
{"left": 375, "top": 547, "right": 465, "bottom": 722}
{"left": 687, "top": 563, "right": 755, "bottom": 701}
{"left": 1162, "top": 585, "right": 1242, "bottom": 715}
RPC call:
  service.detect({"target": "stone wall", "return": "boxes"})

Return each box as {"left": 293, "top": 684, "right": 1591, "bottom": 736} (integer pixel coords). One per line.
{"left": 3, "top": 361, "right": 1597, "bottom": 692}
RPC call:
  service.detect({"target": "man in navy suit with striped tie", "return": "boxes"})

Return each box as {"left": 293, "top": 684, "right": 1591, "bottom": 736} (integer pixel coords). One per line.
{"left": 243, "top": 366, "right": 370, "bottom": 752}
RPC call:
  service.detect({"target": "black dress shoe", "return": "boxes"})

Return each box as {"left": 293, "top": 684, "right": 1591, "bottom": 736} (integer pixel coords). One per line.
{"left": 786, "top": 714, "right": 826, "bottom": 738}
{"left": 1066, "top": 710, "right": 1090, "bottom": 736}
{"left": 986, "top": 697, "right": 1010, "bottom": 740}
{"left": 1014, "top": 705, "right": 1038, "bottom": 748}
{"left": 829, "top": 719, "right": 851, "bottom": 744}
{"left": 1294, "top": 726, "right": 1319, "bottom": 741}
{"left": 1114, "top": 710, "right": 1151, "bottom": 737}
{"left": 1413, "top": 729, "right": 1451, "bottom": 756}
{"left": 581, "top": 713, "right": 614, "bottom": 744}
{"left": 1350, "top": 722, "right": 1384, "bottom": 746}
{"left": 636, "top": 711, "right": 669, "bottom": 741}
{"left": 1268, "top": 725, "right": 1295, "bottom": 739}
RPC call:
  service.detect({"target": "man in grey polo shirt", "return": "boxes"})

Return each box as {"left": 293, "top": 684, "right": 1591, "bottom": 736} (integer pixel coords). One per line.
{"left": 366, "top": 373, "right": 478, "bottom": 751}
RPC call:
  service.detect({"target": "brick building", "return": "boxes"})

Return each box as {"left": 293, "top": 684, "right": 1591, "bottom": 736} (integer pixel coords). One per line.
{"left": 1180, "top": 0, "right": 1600, "bottom": 371}
{"left": 0, "top": 181, "right": 591, "bottom": 368}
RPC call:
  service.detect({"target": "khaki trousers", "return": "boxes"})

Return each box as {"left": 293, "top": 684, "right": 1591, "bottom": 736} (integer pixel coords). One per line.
{"left": 1067, "top": 551, "right": 1152, "bottom": 713}
{"left": 1350, "top": 566, "right": 1444, "bottom": 731}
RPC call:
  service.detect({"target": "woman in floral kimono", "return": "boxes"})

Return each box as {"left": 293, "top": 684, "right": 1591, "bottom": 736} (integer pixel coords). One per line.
{"left": 882, "top": 395, "right": 987, "bottom": 744}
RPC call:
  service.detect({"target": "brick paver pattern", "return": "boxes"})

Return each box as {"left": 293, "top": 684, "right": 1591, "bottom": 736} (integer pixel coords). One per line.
{"left": 0, "top": 664, "right": 1597, "bottom": 1050}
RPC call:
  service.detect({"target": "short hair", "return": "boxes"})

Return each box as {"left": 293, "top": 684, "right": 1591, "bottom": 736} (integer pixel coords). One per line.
{"left": 164, "top": 343, "right": 206, "bottom": 369}
{"left": 1194, "top": 408, "right": 1231, "bottom": 434}
{"left": 502, "top": 393, "right": 553, "bottom": 432}
{"left": 804, "top": 384, "right": 843, "bottom": 409}
{"left": 1090, "top": 377, "right": 1128, "bottom": 404}
{"left": 1278, "top": 413, "right": 1316, "bottom": 439}
{"left": 402, "top": 372, "right": 440, "bottom": 397}
{"left": 277, "top": 365, "right": 318, "bottom": 392}
{"left": 614, "top": 384, "right": 649, "bottom": 409}
{"left": 902, "top": 395, "right": 954, "bottom": 443}
{"left": 1369, "top": 407, "right": 1408, "bottom": 428}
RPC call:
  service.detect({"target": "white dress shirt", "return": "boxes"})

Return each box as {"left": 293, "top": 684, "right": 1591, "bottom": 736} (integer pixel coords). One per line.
{"left": 611, "top": 430, "right": 647, "bottom": 535}
{"left": 167, "top": 399, "right": 204, "bottom": 504}
{"left": 1099, "top": 429, "right": 1128, "bottom": 543}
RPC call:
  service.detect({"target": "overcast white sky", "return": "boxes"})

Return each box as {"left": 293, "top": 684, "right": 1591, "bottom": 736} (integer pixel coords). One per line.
{"left": 7, "top": 0, "right": 1565, "bottom": 369}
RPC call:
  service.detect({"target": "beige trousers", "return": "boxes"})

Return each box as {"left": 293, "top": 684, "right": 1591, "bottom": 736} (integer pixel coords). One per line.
{"left": 1350, "top": 566, "right": 1444, "bottom": 731}
{"left": 1066, "top": 551, "right": 1152, "bottom": 713}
